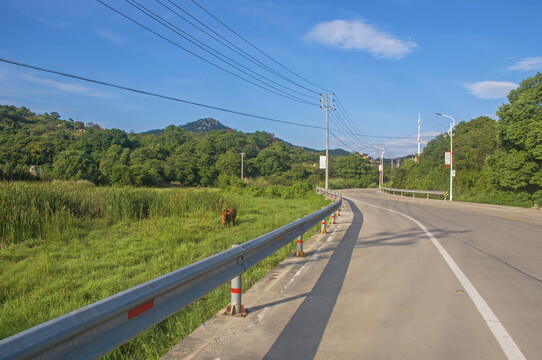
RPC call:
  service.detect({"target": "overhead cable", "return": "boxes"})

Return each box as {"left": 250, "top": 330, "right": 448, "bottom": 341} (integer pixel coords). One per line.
{"left": 0, "top": 57, "right": 322, "bottom": 130}
{"left": 190, "top": 0, "right": 332, "bottom": 94}
{"left": 328, "top": 129, "right": 357, "bottom": 154}
{"left": 158, "top": 0, "right": 321, "bottom": 96}
{"left": 97, "top": 0, "right": 318, "bottom": 107}
{"left": 126, "top": 0, "right": 319, "bottom": 102}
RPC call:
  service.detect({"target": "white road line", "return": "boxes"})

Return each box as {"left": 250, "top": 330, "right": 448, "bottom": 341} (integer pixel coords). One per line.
{"left": 353, "top": 199, "right": 526, "bottom": 360}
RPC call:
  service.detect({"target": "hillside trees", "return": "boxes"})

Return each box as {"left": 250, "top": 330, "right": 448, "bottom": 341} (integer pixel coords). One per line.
{"left": 0, "top": 104, "right": 375, "bottom": 188}
{"left": 390, "top": 72, "right": 541, "bottom": 206}
{"left": 332, "top": 153, "right": 378, "bottom": 188}
{"left": 392, "top": 116, "right": 502, "bottom": 196}
{"left": 486, "top": 72, "right": 542, "bottom": 193}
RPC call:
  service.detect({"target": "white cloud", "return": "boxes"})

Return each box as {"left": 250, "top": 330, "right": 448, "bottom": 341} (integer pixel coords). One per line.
{"left": 464, "top": 81, "right": 517, "bottom": 99}
{"left": 21, "top": 74, "right": 114, "bottom": 98}
{"left": 384, "top": 131, "right": 441, "bottom": 156}
{"left": 506, "top": 57, "right": 542, "bottom": 71}
{"left": 305, "top": 19, "right": 418, "bottom": 59}
{"left": 96, "top": 29, "right": 126, "bottom": 45}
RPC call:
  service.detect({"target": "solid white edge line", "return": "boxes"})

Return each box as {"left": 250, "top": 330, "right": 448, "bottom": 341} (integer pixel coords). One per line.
{"left": 353, "top": 199, "right": 526, "bottom": 360}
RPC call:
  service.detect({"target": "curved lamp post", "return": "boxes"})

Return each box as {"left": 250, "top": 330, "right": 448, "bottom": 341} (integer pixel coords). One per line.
{"left": 435, "top": 113, "right": 456, "bottom": 201}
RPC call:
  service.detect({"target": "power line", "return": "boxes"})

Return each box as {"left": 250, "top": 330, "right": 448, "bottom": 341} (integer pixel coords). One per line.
{"left": 2, "top": 60, "right": 435, "bottom": 146}
{"left": 329, "top": 111, "right": 375, "bottom": 152}
{"left": 334, "top": 95, "right": 378, "bottom": 146}
{"left": 158, "top": 0, "right": 321, "bottom": 96}
{"left": 97, "top": 0, "right": 317, "bottom": 106}
{"left": 126, "top": 0, "right": 319, "bottom": 103}
{"left": 0, "top": 57, "right": 323, "bottom": 130}
{"left": 328, "top": 129, "right": 357, "bottom": 153}
{"left": 190, "top": 0, "right": 332, "bottom": 94}
{"left": 329, "top": 117, "right": 371, "bottom": 154}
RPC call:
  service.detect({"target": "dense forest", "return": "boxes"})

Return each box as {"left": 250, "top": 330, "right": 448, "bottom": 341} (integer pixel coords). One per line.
{"left": 2, "top": 72, "right": 540, "bottom": 207}
{"left": 0, "top": 106, "right": 378, "bottom": 188}
{"left": 390, "top": 72, "right": 542, "bottom": 207}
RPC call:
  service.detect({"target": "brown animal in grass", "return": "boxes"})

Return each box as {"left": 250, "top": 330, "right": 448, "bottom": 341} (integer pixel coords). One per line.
{"left": 221, "top": 208, "right": 237, "bottom": 228}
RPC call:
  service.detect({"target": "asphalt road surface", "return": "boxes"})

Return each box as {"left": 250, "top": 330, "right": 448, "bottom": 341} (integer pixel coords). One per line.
{"left": 162, "top": 189, "right": 542, "bottom": 360}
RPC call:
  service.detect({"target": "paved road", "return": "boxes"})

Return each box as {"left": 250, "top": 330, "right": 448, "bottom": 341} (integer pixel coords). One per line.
{"left": 162, "top": 189, "right": 542, "bottom": 360}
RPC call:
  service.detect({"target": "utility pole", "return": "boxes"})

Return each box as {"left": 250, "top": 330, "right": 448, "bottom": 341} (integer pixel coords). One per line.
{"left": 376, "top": 144, "right": 385, "bottom": 188}
{"left": 436, "top": 113, "right": 456, "bottom": 201}
{"left": 239, "top": 152, "right": 245, "bottom": 180}
{"left": 417, "top": 110, "right": 421, "bottom": 161}
{"left": 320, "top": 94, "right": 334, "bottom": 190}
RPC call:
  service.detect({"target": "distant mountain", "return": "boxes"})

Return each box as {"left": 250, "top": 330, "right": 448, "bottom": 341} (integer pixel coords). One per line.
{"left": 296, "top": 146, "right": 350, "bottom": 157}
{"left": 182, "top": 118, "right": 229, "bottom": 133}
{"left": 143, "top": 118, "right": 229, "bottom": 135}
{"left": 142, "top": 119, "right": 350, "bottom": 155}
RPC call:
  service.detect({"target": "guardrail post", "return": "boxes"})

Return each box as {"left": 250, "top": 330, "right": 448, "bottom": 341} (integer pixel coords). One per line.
{"left": 294, "top": 234, "right": 306, "bottom": 257}
{"left": 330, "top": 211, "right": 337, "bottom": 224}
{"left": 224, "top": 274, "right": 247, "bottom": 317}
{"left": 319, "top": 219, "right": 327, "bottom": 234}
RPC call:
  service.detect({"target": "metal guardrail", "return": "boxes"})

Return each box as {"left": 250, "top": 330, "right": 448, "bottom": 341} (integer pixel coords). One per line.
{"left": 315, "top": 186, "right": 340, "bottom": 199}
{"left": 381, "top": 187, "right": 448, "bottom": 200}
{"left": 0, "top": 194, "right": 341, "bottom": 360}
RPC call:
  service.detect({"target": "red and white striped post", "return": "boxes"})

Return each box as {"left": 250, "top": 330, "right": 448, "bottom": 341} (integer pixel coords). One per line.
{"left": 224, "top": 274, "right": 247, "bottom": 317}
{"left": 330, "top": 212, "right": 337, "bottom": 224}
{"left": 294, "top": 234, "right": 306, "bottom": 257}
{"left": 224, "top": 245, "right": 247, "bottom": 317}
{"left": 319, "top": 219, "right": 327, "bottom": 234}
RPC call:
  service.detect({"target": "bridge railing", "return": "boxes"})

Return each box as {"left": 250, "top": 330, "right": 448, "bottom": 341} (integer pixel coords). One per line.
{"left": 0, "top": 195, "right": 341, "bottom": 360}
{"left": 381, "top": 187, "right": 448, "bottom": 200}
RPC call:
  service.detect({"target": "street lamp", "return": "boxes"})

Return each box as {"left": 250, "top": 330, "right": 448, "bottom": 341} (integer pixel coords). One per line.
{"left": 435, "top": 113, "right": 455, "bottom": 201}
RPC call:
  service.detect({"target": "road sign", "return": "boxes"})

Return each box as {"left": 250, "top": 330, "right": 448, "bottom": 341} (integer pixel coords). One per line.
{"left": 378, "top": 164, "right": 383, "bottom": 173}
{"left": 319, "top": 156, "right": 326, "bottom": 169}
{"left": 452, "top": 170, "right": 456, "bottom": 178}
{"left": 445, "top": 151, "right": 451, "bottom": 167}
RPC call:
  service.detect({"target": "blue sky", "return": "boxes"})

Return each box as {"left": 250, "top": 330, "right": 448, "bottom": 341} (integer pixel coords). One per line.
{"left": 1, "top": 0, "right": 541, "bottom": 157}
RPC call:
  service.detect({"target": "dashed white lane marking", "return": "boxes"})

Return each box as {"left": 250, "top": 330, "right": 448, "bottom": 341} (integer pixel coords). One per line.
{"left": 353, "top": 199, "right": 526, "bottom": 360}
{"left": 283, "top": 226, "right": 341, "bottom": 292}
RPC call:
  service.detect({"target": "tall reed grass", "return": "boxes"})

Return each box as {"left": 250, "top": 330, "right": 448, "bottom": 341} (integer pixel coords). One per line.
{"left": 0, "top": 181, "right": 228, "bottom": 246}
{"left": 0, "top": 181, "right": 329, "bottom": 359}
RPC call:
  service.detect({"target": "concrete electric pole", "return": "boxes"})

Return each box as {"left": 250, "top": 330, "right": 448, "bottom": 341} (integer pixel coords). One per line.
{"left": 376, "top": 144, "right": 385, "bottom": 188}
{"left": 436, "top": 113, "right": 456, "bottom": 201}
{"left": 417, "top": 110, "right": 421, "bottom": 161}
{"left": 320, "top": 94, "right": 335, "bottom": 190}
{"left": 240, "top": 152, "right": 245, "bottom": 180}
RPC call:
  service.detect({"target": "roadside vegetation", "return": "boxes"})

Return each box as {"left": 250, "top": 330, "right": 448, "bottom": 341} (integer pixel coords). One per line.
{"left": 0, "top": 181, "right": 330, "bottom": 359}
{"left": 388, "top": 72, "right": 542, "bottom": 208}
{"left": 0, "top": 105, "right": 378, "bottom": 189}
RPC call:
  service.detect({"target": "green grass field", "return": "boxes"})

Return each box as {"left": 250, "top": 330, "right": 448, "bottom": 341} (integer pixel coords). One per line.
{"left": 0, "top": 181, "right": 329, "bottom": 359}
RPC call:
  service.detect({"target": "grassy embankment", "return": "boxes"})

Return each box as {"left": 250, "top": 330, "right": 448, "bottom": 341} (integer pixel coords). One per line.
{"left": 0, "top": 181, "right": 330, "bottom": 359}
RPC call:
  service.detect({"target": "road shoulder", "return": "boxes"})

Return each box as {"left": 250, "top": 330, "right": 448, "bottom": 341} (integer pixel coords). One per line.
{"left": 161, "top": 201, "right": 353, "bottom": 360}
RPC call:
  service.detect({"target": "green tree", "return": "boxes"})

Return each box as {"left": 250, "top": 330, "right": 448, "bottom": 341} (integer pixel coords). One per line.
{"left": 215, "top": 150, "right": 241, "bottom": 177}
{"left": 253, "top": 141, "right": 291, "bottom": 176}
{"left": 53, "top": 150, "right": 99, "bottom": 182}
{"left": 489, "top": 72, "right": 542, "bottom": 191}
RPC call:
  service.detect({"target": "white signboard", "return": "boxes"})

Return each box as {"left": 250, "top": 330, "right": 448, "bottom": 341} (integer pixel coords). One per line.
{"left": 319, "top": 156, "right": 327, "bottom": 169}
{"left": 451, "top": 170, "right": 456, "bottom": 178}
{"left": 445, "top": 151, "right": 451, "bottom": 167}
{"left": 378, "top": 164, "right": 383, "bottom": 173}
